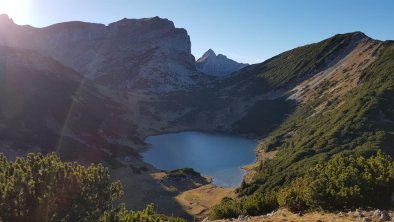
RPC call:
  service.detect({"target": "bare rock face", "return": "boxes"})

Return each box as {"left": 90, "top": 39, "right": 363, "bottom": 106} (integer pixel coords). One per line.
{"left": 0, "top": 45, "right": 141, "bottom": 162}
{"left": 0, "top": 15, "right": 207, "bottom": 92}
{"left": 196, "top": 49, "right": 248, "bottom": 77}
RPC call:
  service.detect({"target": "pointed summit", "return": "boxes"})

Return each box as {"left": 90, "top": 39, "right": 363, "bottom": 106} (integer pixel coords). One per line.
{"left": 0, "top": 14, "right": 14, "bottom": 26}
{"left": 205, "top": 48, "right": 216, "bottom": 56}
{"left": 197, "top": 49, "right": 216, "bottom": 63}
{"left": 0, "top": 14, "right": 10, "bottom": 20}
{"left": 331, "top": 31, "right": 372, "bottom": 43}
{"left": 196, "top": 49, "right": 248, "bottom": 77}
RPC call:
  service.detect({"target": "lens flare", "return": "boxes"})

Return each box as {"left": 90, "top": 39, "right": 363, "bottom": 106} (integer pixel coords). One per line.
{"left": 0, "top": 0, "right": 30, "bottom": 22}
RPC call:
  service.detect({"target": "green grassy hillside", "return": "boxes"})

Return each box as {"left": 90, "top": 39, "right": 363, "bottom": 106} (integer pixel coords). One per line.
{"left": 249, "top": 41, "right": 394, "bottom": 193}
{"left": 211, "top": 37, "right": 394, "bottom": 218}
{"left": 219, "top": 32, "right": 365, "bottom": 96}
{"left": 221, "top": 32, "right": 370, "bottom": 137}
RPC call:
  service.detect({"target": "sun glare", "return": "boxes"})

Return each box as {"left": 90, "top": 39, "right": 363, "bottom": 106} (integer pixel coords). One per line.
{"left": 0, "top": 0, "right": 30, "bottom": 22}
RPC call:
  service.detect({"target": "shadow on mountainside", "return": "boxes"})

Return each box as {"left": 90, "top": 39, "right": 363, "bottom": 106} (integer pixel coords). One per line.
{"left": 110, "top": 164, "right": 208, "bottom": 219}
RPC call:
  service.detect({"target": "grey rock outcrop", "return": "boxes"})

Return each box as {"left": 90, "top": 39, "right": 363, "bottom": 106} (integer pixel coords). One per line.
{"left": 196, "top": 49, "right": 248, "bottom": 77}
{"left": 381, "top": 211, "right": 391, "bottom": 221}
{"left": 354, "top": 209, "right": 364, "bottom": 218}
{"left": 0, "top": 15, "right": 208, "bottom": 92}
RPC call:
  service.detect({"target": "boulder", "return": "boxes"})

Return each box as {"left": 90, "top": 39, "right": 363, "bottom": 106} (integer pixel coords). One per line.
{"left": 354, "top": 209, "right": 364, "bottom": 218}
{"left": 266, "top": 211, "right": 275, "bottom": 217}
{"left": 373, "top": 209, "right": 382, "bottom": 217}
{"left": 380, "top": 211, "right": 390, "bottom": 221}
{"left": 202, "top": 217, "right": 210, "bottom": 222}
{"left": 236, "top": 215, "right": 250, "bottom": 221}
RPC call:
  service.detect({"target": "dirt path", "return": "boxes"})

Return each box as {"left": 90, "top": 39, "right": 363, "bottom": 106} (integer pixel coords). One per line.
{"left": 212, "top": 209, "right": 394, "bottom": 222}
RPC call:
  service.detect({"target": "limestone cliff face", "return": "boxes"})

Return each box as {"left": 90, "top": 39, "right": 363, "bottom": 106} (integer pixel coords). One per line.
{"left": 0, "top": 15, "right": 206, "bottom": 92}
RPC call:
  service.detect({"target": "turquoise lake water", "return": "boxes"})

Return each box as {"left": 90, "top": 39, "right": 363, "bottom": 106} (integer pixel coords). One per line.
{"left": 142, "top": 131, "right": 257, "bottom": 188}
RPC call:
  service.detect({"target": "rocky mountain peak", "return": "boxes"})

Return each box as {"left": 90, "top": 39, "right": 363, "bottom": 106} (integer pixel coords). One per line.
{"left": 0, "top": 14, "right": 14, "bottom": 26}
{"left": 199, "top": 49, "right": 236, "bottom": 63}
{"left": 108, "top": 16, "right": 175, "bottom": 30}
{"left": 332, "top": 31, "right": 372, "bottom": 44}
{"left": 197, "top": 49, "right": 216, "bottom": 63}
{"left": 196, "top": 49, "right": 248, "bottom": 77}
{"left": 0, "top": 16, "right": 203, "bottom": 92}
{"left": 351, "top": 31, "right": 368, "bottom": 39}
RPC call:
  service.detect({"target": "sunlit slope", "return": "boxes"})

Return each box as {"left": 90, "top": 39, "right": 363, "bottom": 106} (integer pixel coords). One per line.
{"left": 223, "top": 32, "right": 381, "bottom": 136}
{"left": 241, "top": 40, "right": 394, "bottom": 194}
{"left": 219, "top": 32, "right": 369, "bottom": 95}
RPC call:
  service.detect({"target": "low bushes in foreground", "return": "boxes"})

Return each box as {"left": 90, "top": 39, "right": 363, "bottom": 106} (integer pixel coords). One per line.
{"left": 0, "top": 153, "right": 185, "bottom": 222}
{"left": 211, "top": 151, "right": 394, "bottom": 219}
{"left": 278, "top": 151, "right": 394, "bottom": 212}
{"left": 100, "top": 204, "right": 186, "bottom": 222}
{"left": 209, "top": 192, "right": 278, "bottom": 219}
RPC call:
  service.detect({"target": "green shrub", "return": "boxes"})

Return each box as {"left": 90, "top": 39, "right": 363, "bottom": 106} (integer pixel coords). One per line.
{"left": 0, "top": 153, "right": 123, "bottom": 221}
{"left": 99, "top": 204, "right": 186, "bottom": 222}
{"left": 0, "top": 152, "right": 185, "bottom": 222}
{"left": 210, "top": 192, "right": 278, "bottom": 219}
{"left": 167, "top": 168, "right": 201, "bottom": 178}
{"left": 278, "top": 151, "right": 394, "bottom": 212}
{"left": 210, "top": 197, "right": 243, "bottom": 219}
{"left": 277, "top": 178, "right": 309, "bottom": 212}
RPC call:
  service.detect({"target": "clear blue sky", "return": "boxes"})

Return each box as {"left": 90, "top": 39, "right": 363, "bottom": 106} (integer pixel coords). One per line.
{"left": 1, "top": 0, "right": 394, "bottom": 64}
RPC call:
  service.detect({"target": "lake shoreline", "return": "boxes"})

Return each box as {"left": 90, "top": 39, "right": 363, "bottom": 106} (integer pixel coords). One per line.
{"left": 142, "top": 131, "right": 258, "bottom": 188}
{"left": 115, "top": 130, "right": 261, "bottom": 218}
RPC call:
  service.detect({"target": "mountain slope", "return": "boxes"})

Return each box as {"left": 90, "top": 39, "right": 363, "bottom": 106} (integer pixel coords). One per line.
{"left": 1, "top": 14, "right": 394, "bottom": 218}
{"left": 234, "top": 37, "right": 393, "bottom": 197}
{"left": 0, "top": 45, "right": 139, "bottom": 162}
{"left": 0, "top": 14, "right": 208, "bottom": 92}
{"left": 210, "top": 33, "right": 394, "bottom": 219}
{"left": 217, "top": 32, "right": 380, "bottom": 134}
{"left": 135, "top": 32, "right": 385, "bottom": 141}
{"left": 196, "top": 49, "right": 248, "bottom": 77}
{"left": 219, "top": 32, "right": 371, "bottom": 95}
